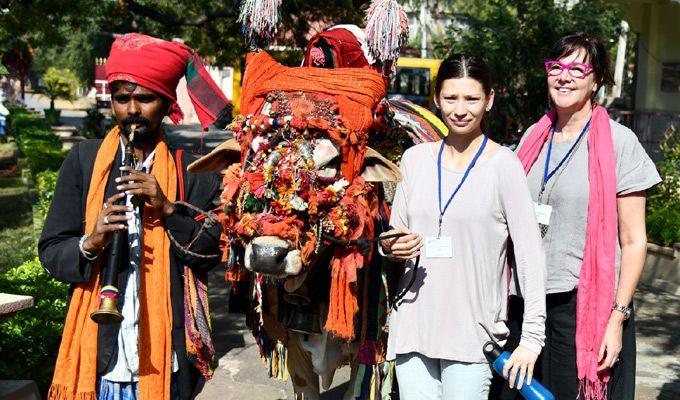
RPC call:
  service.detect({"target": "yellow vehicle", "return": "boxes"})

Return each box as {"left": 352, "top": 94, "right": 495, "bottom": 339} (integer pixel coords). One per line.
{"left": 388, "top": 57, "right": 443, "bottom": 111}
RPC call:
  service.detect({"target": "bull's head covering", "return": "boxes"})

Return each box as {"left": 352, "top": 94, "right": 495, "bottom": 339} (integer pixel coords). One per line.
{"left": 303, "top": 25, "right": 373, "bottom": 69}
{"left": 106, "top": 33, "right": 233, "bottom": 130}
{"left": 239, "top": 51, "right": 386, "bottom": 182}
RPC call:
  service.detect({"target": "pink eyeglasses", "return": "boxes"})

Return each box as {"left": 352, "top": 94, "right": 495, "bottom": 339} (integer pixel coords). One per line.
{"left": 544, "top": 60, "right": 593, "bottom": 79}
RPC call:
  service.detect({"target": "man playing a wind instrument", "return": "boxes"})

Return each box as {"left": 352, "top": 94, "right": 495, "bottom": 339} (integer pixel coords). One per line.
{"left": 39, "top": 33, "right": 231, "bottom": 400}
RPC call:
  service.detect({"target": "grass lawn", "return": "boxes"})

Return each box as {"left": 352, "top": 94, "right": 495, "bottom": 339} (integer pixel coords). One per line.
{"left": 0, "top": 174, "right": 36, "bottom": 274}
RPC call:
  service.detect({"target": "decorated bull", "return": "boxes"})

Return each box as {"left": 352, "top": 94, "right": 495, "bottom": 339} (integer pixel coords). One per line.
{"left": 188, "top": 2, "right": 446, "bottom": 399}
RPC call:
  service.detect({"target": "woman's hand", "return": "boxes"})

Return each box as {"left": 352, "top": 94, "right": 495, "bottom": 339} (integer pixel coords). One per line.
{"left": 116, "top": 166, "right": 175, "bottom": 217}
{"left": 597, "top": 314, "right": 624, "bottom": 372}
{"left": 503, "top": 345, "right": 539, "bottom": 390}
{"left": 82, "top": 193, "right": 132, "bottom": 254}
{"left": 379, "top": 227, "right": 423, "bottom": 260}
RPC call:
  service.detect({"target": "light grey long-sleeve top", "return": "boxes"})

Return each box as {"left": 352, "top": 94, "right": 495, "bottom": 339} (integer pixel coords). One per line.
{"left": 386, "top": 142, "right": 547, "bottom": 363}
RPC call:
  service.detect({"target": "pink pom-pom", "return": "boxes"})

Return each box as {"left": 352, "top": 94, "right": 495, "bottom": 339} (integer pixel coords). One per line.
{"left": 310, "top": 46, "right": 326, "bottom": 66}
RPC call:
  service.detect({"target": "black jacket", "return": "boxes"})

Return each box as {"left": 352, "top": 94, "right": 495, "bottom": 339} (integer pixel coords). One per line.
{"left": 38, "top": 139, "right": 222, "bottom": 399}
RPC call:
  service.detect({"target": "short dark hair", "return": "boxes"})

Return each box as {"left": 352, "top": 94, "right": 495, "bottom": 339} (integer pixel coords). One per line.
{"left": 435, "top": 54, "right": 493, "bottom": 97}
{"left": 547, "top": 33, "right": 614, "bottom": 91}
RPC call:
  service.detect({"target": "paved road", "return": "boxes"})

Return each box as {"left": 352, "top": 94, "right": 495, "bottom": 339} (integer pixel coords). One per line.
{"left": 634, "top": 285, "right": 680, "bottom": 399}
{"left": 194, "top": 275, "right": 678, "bottom": 400}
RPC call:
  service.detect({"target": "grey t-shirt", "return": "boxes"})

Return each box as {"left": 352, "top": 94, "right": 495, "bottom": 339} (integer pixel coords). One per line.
{"left": 517, "top": 119, "right": 661, "bottom": 294}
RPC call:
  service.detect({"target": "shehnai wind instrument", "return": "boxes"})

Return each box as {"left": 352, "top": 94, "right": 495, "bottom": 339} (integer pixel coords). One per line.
{"left": 90, "top": 124, "right": 138, "bottom": 324}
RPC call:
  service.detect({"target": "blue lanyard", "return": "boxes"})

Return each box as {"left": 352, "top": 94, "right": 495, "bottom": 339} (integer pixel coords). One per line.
{"left": 437, "top": 135, "right": 488, "bottom": 235}
{"left": 542, "top": 118, "right": 591, "bottom": 186}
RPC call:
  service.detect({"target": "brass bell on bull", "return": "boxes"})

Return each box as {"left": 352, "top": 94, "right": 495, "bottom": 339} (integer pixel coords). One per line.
{"left": 283, "top": 284, "right": 322, "bottom": 335}
{"left": 283, "top": 282, "right": 311, "bottom": 306}
{"left": 283, "top": 304, "right": 322, "bottom": 335}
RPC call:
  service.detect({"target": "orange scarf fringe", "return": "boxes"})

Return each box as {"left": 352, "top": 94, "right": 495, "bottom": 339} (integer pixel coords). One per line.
{"left": 325, "top": 180, "right": 374, "bottom": 340}
{"left": 48, "top": 126, "right": 177, "bottom": 400}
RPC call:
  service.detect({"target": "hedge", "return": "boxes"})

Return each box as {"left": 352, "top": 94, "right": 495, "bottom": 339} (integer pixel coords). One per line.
{"left": 7, "top": 108, "right": 67, "bottom": 176}
{"left": 646, "top": 128, "right": 680, "bottom": 247}
{"left": 0, "top": 257, "right": 69, "bottom": 394}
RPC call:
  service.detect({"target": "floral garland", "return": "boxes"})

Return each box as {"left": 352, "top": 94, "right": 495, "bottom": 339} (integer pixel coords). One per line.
{"left": 220, "top": 91, "right": 374, "bottom": 272}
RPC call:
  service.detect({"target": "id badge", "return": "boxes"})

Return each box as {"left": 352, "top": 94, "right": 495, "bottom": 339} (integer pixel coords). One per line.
{"left": 533, "top": 202, "right": 553, "bottom": 226}
{"left": 425, "top": 236, "right": 453, "bottom": 258}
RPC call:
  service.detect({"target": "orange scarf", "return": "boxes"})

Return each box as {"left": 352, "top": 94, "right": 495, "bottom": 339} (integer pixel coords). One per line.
{"left": 48, "top": 126, "right": 177, "bottom": 400}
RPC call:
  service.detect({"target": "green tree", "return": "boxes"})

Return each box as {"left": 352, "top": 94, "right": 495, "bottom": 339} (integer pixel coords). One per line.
{"left": 434, "top": 0, "right": 624, "bottom": 138}
{"left": 15, "top": 0, "right": 368, "bottom": 84}
{"left": 42, "top": 67, "right": 79, "bottom": 110}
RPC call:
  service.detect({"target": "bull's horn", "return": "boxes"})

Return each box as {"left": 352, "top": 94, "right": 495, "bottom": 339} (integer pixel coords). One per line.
{"left": 361, "top": 146, "right": 403, "bottom": 183}
{"left": 188, "top": 138, "right": 242, "bottom": 173}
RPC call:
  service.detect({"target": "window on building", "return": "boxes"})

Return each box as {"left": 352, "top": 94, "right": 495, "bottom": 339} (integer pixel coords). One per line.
{"left": 660, "top": 63, "right": 680, "bottom": 92}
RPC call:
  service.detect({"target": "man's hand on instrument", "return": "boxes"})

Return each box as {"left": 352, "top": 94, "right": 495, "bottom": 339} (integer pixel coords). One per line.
{"left": 83, "top": 193, "right": 132, "bottom": 255}
{"left": 116, "top": 166, "right": 176, "bottom": 217}
{"left": 379, "top": 227, "right": 423, "bottom": 260}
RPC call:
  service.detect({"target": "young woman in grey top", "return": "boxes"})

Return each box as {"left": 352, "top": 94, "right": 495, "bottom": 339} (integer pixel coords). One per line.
{"left": 379, "top": 55, "right": 547, "bottom": 399}
{"left": 496, "top": 34, "right": 661, "bottom": 400}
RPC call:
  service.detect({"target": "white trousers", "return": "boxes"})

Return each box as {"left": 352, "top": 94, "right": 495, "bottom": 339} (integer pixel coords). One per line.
{"left": 395, "top": 352, "right": 493, "bottom": 400}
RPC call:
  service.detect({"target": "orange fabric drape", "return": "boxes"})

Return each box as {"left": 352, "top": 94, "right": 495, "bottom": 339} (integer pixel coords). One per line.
{"left": 48, "top": 126, "right": 177, "bottom": 400}
{"left": 324, "top": 178, "right": 375, "bottom": 340}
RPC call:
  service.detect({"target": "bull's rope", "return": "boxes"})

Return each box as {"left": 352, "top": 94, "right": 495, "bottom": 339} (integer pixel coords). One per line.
{"left": 165, "top": 200, "right": 222, "bottom": 259}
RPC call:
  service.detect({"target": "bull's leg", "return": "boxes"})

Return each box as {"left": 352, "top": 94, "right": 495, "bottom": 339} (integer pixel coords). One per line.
{"left": 286, "top": 333, "right": 321, "bottom": 400}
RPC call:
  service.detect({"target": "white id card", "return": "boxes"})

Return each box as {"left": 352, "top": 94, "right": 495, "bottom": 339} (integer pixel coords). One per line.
{"left": 533, "top": 202, "right": 553, "bottom": 226}
{"left": 425, "top": 236, "right": 453, "bottom": 258}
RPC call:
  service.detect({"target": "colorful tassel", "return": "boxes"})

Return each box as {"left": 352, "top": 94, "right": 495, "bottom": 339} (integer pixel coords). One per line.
{"left": 354, "top": 364, "right": 367, "bottom": 398}
{"left": 380, "top": 361, "right": 395, "bottom": 400}
{"left": 364, "top": 0, "right": 409, "bottom": 64}
{"left": 238, "top": 0, "right": 283, "bottom": 47}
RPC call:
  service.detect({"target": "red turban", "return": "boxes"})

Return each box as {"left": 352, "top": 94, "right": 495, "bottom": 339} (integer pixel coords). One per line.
{"left": 106, "top": 33, "right": 232, "bottom": 130}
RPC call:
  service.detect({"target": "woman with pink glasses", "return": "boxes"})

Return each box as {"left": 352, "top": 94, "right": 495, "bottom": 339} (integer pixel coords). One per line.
{"left": 493, "top": 34, "right": 660, "bottom": 400}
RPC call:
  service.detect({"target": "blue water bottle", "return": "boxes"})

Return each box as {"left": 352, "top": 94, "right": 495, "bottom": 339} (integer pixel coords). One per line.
{"left": 483, "top": 341, "right": 555, "bottom": 400}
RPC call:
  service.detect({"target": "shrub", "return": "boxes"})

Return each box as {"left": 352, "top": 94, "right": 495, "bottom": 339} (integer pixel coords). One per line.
{"left": 646, "top": 128, "right": 680, "bottom": 247}
{"left": 17, "top": 127, "right": 62, "bottom": 146}
{"left": 22, "top": 141, "right": 67, "bottom": 175}
{"left": 80, "top": 107, "right": 108, "bottom": 139}
{"left": 647, "top": 205, "right": 680, "bottom": 248}
{"left": 8, "top": 108, "right": 67, "bottom": 176}
{"left": 8, "top": 110, "right": 49, "bottom": 135}
{"left": 35, "top": 170, "right": 59, "bottom": 222}
{"left": 0, "top": 257, "right": 69, "bottom": 394}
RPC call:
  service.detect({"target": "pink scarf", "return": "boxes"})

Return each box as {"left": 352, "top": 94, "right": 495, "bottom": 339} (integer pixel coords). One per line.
{"left": 517, "top": 105, "right": 617, "bottom": 400}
